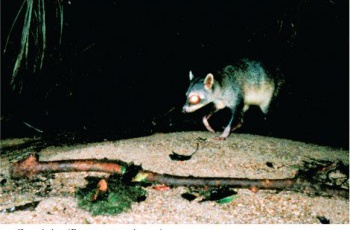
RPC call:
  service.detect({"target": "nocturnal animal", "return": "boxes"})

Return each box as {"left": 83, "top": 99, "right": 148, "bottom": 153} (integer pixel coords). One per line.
{"left": 182, "top": 58, "right": 283, "bottom": 139}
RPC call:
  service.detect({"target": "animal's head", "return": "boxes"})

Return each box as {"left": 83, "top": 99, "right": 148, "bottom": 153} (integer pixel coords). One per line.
{"left": 182, "top": 71, "right": 215, "bottom": 113}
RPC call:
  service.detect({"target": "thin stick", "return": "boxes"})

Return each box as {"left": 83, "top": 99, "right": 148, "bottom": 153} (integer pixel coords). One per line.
{"left": 138, "top": 170, "right": 295, "bottom": 190}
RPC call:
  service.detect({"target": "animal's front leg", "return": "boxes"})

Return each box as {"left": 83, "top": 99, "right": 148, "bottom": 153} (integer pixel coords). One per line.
{"left": 202, "top": 113, "right": 216, "bottom": 133}
{"left": 218, "top": 120, "right": 233, "bottom": 140}
{"left": 218, "top": 109, "right": 237, "bottom": 140}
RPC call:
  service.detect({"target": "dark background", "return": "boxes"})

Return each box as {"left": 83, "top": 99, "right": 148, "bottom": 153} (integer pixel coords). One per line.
{"left": 1, "top": 0, "right": 349, "bottom": 149}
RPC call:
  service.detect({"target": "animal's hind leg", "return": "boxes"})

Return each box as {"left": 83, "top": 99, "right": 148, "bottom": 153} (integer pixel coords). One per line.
{"left": 231, "top": 116, "right": 243, "bottom": 131}
{"left": 259, "top": 94, "right": 273, "bottom": 115}
{"left": 231, "top": 104, "right": 248, "bottom": 132}
{"left": 259, "top": 102, "right": 271, "bottom": 124}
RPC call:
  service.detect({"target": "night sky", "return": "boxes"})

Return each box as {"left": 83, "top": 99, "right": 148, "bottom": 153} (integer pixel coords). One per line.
{"left": 1, "top": 0, "right": 349, "bottom": 149}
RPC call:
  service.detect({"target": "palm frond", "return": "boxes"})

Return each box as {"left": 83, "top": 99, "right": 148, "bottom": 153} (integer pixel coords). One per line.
{"left": 57, "top": 0, "right": 64, "bottom": 44}
{"left": 5, "top": 0, "right": 64, "bottom": 91}
{"left": 11, "top": 0, "right": 34, "bottom": 87}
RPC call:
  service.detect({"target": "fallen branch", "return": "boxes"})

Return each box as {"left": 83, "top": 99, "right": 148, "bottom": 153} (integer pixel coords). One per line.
{"left": 10, "top": 154, "right": 349, "bottom": 198}
{"left": 10, "top": 154, "right": 125, "bottom": 178}
{"left": 10, "top": 153, "right": 294, "bottom": 191}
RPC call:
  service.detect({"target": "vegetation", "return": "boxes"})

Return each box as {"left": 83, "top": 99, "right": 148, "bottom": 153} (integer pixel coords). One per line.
{"left": 4, "top": 0, "right": 64, "bottom": 91}
{"left": 76, "top": 175, "right": 146, "bottom": 216}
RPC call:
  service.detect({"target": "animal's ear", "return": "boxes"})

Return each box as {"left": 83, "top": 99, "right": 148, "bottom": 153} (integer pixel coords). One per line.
{"left": 204, "top": 73, "right": 214, "bottom": 90}
{"left": 189, "top": 71, "right": 194, "bottom": 81}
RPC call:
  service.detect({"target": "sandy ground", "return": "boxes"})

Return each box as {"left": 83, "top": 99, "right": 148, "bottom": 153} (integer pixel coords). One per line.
{"left": 0, "top": 131, "right": 349, "bottom": 224}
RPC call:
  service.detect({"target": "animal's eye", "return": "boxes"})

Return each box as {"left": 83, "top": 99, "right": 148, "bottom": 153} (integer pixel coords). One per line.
{"left": 189, "top": 95, "right": 201, "bottom": 105}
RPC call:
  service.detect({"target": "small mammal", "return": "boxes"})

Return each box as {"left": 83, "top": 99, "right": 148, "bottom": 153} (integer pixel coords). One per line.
{"left": 182, "top": 58, "right": 283, "bottom": 139}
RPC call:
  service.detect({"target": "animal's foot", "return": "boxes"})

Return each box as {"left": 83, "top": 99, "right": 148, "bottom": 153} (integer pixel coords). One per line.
{"left": 214, "top": 125, "right": 232, "bottom": 140}
{"left": 214, "top": 131, "right": 230, "bottom": 140}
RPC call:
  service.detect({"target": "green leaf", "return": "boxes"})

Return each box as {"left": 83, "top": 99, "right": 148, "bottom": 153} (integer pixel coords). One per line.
{"left": 216, "top": 194, "right": 237, "bottom": 204}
